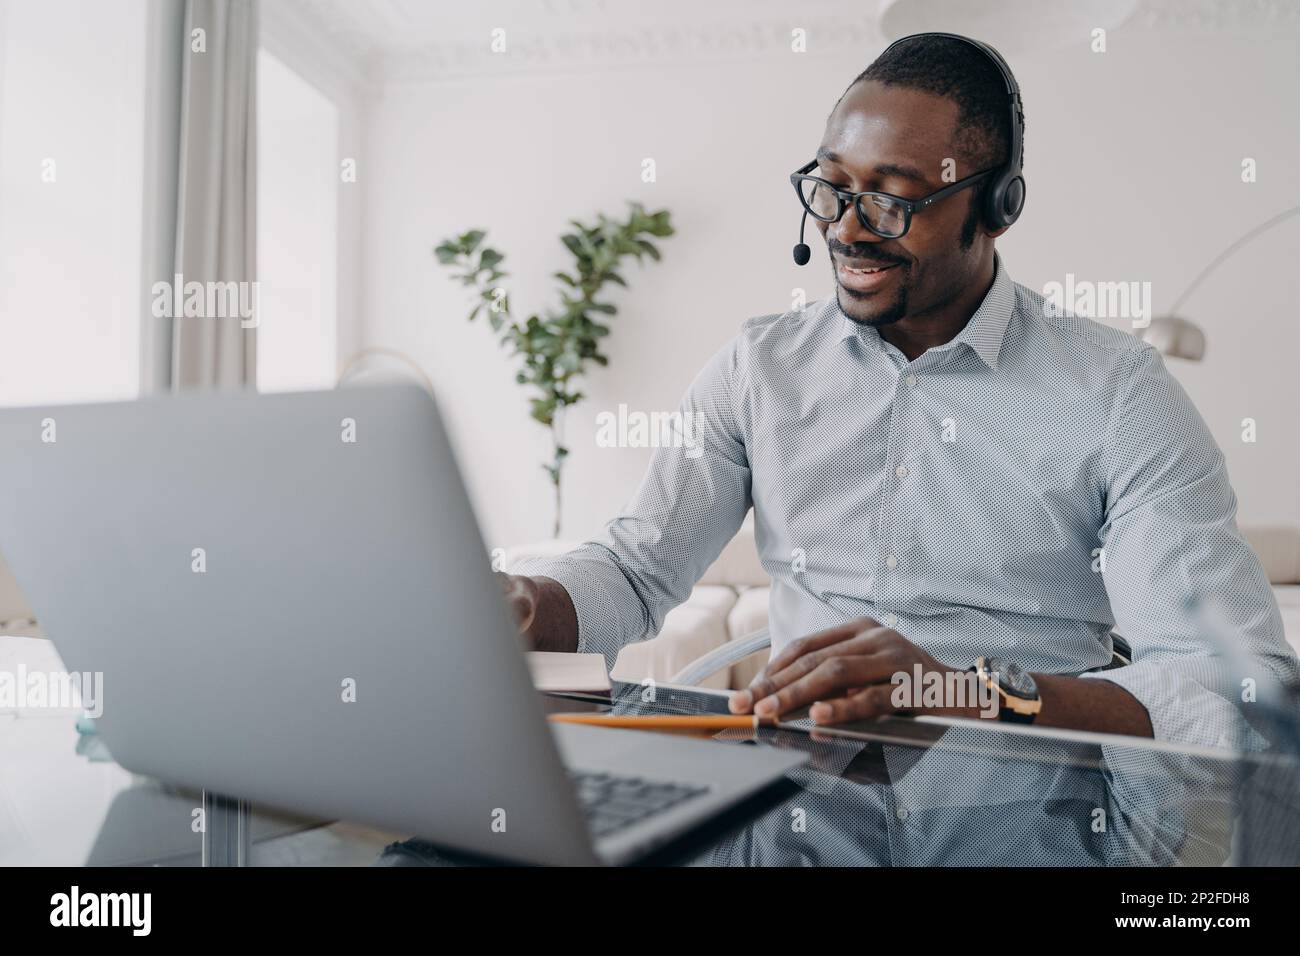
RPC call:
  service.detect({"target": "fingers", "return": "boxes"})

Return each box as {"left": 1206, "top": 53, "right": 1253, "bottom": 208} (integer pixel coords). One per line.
{"left": 734, "top": 626, "right": 893, "bottom": 714}
{"left": 729, "top": 617, "right": 881, "bottom": 713}
{"left": 764, "top": 617, "right": 879, "bottom": 676}
{"left": 808, "top": 684, "right": 900, "bottom": 725}
{"left": 758, "top": 627, "right": 894, "bottom": 697}
{"left": 751, "top": 650, "right": 898, "bottom": 718}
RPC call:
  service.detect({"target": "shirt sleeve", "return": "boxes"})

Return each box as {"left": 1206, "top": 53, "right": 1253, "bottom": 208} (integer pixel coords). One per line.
{"left": 511, "top": 337, "right": 753, "bottom": 668}
{"left": 1082, "top": 344, "right": 1300, "bottom": 750}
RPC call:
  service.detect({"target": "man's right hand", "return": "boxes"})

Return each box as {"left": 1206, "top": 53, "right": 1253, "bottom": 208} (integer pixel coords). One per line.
{"left": 495, "top": 573, "right": 579, "bottom": 653}
{"left": 497, "top": 572, "right": 540, "bottom": 635}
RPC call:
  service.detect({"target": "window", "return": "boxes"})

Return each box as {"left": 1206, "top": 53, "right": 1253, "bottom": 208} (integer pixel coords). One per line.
{"left": 255, "top": 48, "right": 339, "bottom": 393}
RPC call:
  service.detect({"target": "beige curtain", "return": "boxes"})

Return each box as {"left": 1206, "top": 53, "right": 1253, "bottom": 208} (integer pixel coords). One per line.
{"left": 169, "top": 0, "right": 258, "bottom": 390}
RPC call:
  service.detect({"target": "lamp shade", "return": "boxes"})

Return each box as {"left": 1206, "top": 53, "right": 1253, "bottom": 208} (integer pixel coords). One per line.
{"left": 1138, "top": 315, "right": 1207, "bottom": 362}
{"left": 878, "top": 0, "right": 1138, "bottom": 51}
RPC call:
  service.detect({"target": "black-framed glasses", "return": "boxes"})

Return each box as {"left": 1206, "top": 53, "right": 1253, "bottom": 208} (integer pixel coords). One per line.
{"left": 790, "top": 159, "right": 995, "bottom": 239}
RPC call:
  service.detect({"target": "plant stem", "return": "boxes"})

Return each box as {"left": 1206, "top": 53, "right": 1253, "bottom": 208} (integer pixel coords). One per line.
{"left": 551, "top": 405, "right": 565, "bottom": 538}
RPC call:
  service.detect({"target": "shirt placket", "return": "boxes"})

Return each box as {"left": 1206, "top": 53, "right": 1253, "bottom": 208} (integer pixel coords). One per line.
{"left": 873, "top": 344, "right": 915, "bottom": 630}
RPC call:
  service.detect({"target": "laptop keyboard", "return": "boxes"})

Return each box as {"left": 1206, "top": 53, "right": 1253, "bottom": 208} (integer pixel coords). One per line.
{"left": 569, "top": 770, "right": 711, "bottom": 839}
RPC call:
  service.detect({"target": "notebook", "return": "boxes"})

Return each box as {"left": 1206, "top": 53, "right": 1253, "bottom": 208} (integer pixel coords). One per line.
{"left": 525, "top": 652, "right": 611, "bottom": 693}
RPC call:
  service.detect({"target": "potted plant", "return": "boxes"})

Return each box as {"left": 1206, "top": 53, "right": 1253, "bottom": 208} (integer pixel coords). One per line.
{"left": 435, "top": 202, "right": 674, "bottom": 537}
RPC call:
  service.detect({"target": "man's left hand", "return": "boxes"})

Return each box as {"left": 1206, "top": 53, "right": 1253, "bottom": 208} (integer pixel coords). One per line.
{"left": 727, "top": 617, "right": 986, "bottom": 725}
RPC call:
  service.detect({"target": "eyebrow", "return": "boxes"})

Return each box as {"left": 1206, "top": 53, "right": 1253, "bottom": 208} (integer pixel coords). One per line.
{"left": 815, "top": 148, "right": 931, "bottom": 185}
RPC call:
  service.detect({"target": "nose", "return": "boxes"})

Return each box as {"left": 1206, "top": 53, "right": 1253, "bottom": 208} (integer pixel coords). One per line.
{"left": 830, "top": 201, "right": 887, "bottom": 249}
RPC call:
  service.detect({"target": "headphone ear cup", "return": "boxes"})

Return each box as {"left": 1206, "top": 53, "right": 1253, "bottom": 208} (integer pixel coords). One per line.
{"left": 1001, "top": 175, "right": 1025, "bottom": 225}
{"left": 983, "top": 171, "right": 1025, "bottom": 230}
{"left": 983, "top": 175, "right": 1009, "bottom": 231}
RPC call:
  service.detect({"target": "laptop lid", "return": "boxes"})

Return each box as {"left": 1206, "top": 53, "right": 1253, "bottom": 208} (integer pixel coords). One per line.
{"left": 0, "top": 385, "right": 598, "bottom": 865}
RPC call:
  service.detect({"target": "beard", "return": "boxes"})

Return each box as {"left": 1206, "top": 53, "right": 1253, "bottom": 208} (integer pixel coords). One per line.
{"left": 825, "top": 239, "right": 911, "bottom": 328}
{"left": 838, "top": 284, "right": 909, "bottom": 328}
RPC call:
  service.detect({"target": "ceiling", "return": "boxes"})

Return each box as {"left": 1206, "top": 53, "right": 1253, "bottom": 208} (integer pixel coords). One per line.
{"left": 275, "top": 0, "right": 1300, "bottom": 86}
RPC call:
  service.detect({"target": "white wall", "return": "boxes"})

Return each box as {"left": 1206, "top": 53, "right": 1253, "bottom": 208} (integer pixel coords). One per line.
{"left": 360, "top": 16, "right": 1300, "bottom": 548}
{"left": 0, "top": 0, "right": 145, "bottom": 406}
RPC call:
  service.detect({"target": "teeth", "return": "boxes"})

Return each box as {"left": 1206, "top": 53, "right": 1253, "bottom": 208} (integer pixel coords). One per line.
{"left": 845, "top": 265, "right": 888, "bottom": 274}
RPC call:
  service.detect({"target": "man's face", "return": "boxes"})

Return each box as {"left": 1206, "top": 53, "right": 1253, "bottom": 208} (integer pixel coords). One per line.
{"left": 815, "top": 81, "right": 993, "bottom": 327}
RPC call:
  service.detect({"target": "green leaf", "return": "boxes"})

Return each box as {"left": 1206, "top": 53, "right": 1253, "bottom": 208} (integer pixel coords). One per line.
{"left": 530, "top": 397, "right": 555, "bottom": 426}
{"left": 645, "top": 211, "right": 674, "bottom": 236}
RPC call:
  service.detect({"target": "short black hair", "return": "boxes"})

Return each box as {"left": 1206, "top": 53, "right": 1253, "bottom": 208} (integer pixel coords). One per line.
{"left": 842, "top": 34, "right": 1020, "bottom": 173}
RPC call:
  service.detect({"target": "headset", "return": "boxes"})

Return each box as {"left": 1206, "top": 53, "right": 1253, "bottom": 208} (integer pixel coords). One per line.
{"left": 792, "top": 32, "right": 1025, "bottom": 265}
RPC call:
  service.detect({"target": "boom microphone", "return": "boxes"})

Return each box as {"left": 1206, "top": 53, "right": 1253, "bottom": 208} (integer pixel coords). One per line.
{"left": 792, "top": 210, "right": 811, "bottom": 266}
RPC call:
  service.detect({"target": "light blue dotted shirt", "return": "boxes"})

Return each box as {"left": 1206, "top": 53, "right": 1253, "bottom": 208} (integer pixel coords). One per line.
{"left": 516, "top": 255, "right": 1299, "bottom": 749}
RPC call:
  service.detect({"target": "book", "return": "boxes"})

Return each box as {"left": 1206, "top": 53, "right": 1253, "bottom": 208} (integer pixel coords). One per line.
{"left": 525, "top": 651, "right": 611, "bottom": 693}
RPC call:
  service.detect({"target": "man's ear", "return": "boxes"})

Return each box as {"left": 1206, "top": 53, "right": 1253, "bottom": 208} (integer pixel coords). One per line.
{"left": 985, "top": 223, "right": 1012, "bottom": 240}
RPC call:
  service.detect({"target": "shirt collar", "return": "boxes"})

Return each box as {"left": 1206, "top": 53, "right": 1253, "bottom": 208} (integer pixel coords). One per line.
{"left": 837, "top": 253, "right": 1015, "bottom": 370}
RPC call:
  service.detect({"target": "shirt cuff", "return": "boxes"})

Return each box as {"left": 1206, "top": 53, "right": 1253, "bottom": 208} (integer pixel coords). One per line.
{"left": 1079, "top": 661, "right": 1267, "bottom": 751}
{"left": 508, "top": 554, "right": 632, "bottom": 670}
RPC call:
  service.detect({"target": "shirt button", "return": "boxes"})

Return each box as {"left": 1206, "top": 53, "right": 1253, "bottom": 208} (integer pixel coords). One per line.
{"left": 883, "top": 613, "right": 898, "bottom": 628}
{"left": 895, "top": 465, "right": 909, "bottom": 479}
{"left": 885, "top": 554, "right": 898, "bottom": 569}
{"left": 896, "top": 806, "right": 910, "bottom": 821}
{"left": 904, "top": 374, "right": 917, "bottom": 387}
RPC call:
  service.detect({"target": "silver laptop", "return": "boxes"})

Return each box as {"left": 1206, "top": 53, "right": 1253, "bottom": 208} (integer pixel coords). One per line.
{"left": 0, "top": 385, "right": 803, "bottom": 865}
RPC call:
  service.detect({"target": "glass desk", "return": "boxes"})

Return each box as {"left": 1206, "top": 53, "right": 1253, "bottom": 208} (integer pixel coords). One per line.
{"left": 4, "top": 665, "right": 1298, "bottom": 868}
{"left": 376, "top": 683, "right": 1300, "bottom": 867}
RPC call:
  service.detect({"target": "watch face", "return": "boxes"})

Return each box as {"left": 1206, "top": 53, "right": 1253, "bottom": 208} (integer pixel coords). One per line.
{"left": 985, "top": 658, "right": 1037, "bottom": 699}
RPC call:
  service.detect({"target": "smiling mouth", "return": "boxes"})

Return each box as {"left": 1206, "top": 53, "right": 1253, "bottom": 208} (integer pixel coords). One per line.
{"left": 836, "top": 260, "right": 901, "bottom": 292}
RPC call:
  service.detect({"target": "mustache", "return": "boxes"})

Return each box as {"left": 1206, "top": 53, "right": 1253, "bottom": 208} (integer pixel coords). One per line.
{"left": 828, "top": 241, "right": 907, "bottom": 267}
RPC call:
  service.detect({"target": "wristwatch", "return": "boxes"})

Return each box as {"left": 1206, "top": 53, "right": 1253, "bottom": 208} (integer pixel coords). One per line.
{"left": 974, "top": 656, "right": 1042, "bottom": 724}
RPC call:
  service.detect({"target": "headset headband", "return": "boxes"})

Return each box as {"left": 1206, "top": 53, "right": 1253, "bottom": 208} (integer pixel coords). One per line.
{"left": 881, "top": 32, "right": 1024, "bottom": 175}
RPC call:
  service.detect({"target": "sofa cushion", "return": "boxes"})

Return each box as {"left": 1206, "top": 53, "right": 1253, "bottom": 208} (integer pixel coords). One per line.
{"left": 1242, "top": 527, "right": 1300, "bottom": 585}
{"left": 727, "top": 587, "right": 772, "bottom": 688}
{"left": 609, "top": 585, "right": 738, "bottom": 690}
{"left": 697, "top": 518, "right": 769, "bottom": 588}
{"left": 1274, "top": 585, "right": 1300, "bottom": 655}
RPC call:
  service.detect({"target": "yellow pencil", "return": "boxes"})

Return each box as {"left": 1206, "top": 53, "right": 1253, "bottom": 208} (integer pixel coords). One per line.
{"left": 547, "top": 712, "right": 772, "bottom": 730}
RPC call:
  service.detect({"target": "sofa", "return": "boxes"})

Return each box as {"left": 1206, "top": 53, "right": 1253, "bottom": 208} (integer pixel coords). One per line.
{"left": 504, "top": 521, "right": 1300, "bottom": 691}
